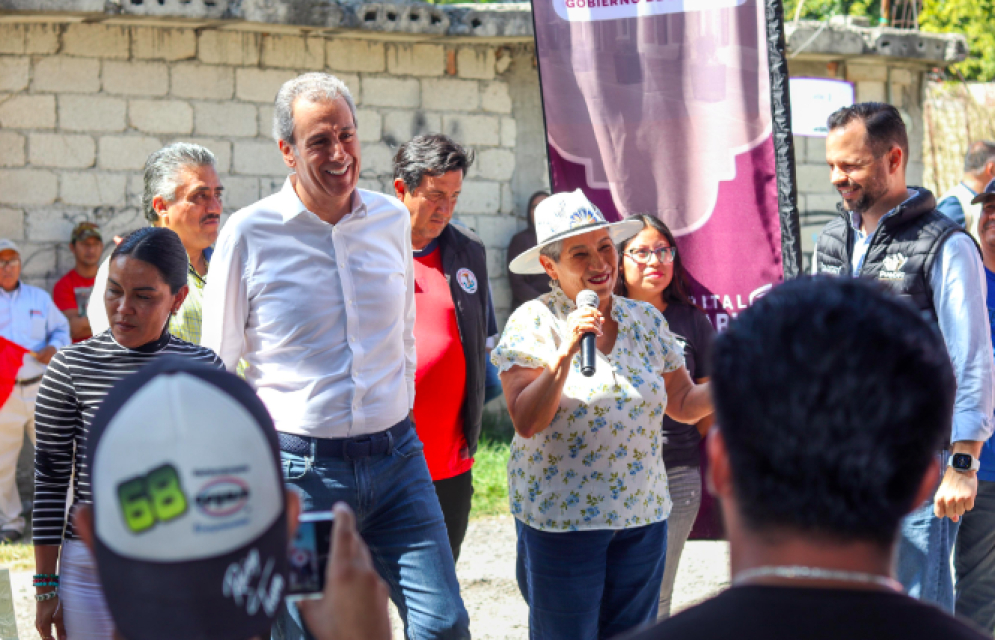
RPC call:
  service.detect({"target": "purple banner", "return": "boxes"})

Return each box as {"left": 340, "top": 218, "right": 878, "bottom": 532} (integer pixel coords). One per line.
{"left": 532, "top": 0, "right": 784, "bottom": 332}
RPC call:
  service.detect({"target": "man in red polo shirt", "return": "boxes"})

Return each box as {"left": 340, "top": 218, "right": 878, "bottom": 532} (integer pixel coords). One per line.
{"left": 52, "top": 222, "right": 103, "bottom": 343}
{"left": 394, "top": 134, "right": 492, "bottom": 562}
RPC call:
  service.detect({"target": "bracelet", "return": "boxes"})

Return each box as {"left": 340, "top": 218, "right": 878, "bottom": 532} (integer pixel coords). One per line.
{"left": 32, "top": 574, "right": 58, "bottom": 580}
{"left": 34, "top": 591, "right": 58, "bottom": 602}
{"left": 33, "top": 582, "right": 59, "bottom": 587}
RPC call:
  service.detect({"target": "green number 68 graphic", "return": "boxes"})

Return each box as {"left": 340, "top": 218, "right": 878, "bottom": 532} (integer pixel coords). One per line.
{"left": 117, "top": 464, "right": 189, "bottom": 534}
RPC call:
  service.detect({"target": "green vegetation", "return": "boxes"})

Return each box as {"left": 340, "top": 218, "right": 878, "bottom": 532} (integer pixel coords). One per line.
{"left": 0, "top": 543, "right": 33, "bottom": 571}
{"left": 470, "top": 432, "right": 512, "bottom": 518}
{"left": 782, "top": 0, "right": 995, "bottom": 82}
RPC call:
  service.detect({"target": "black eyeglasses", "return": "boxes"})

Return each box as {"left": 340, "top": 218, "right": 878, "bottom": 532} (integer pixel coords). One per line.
{"left": 0, "top": 258, "right": 20, "bottom": 269}
{"left": 624, "top": 247, "right": 676, "bottom": 265}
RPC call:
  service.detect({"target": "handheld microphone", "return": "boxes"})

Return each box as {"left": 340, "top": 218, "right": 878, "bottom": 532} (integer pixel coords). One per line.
{"left": 577, "top": 289, "right": 600, "bottom": 378}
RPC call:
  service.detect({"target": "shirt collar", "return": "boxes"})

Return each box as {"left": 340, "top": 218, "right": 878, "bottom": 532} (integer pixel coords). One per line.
{"left": 278, "top": 177, "right": 368, "bottom": 224}
{"left": 847, "top": 188, "right": 918, "bottom": 234}
{"left": 0, "top": 282, "right": 21, "bottom": 299}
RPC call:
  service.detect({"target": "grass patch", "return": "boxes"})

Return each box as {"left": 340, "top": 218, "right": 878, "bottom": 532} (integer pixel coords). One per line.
{"left": 0, "top": 543, "right": 33, "bottom": 571}
{"left": 471, "top": 431, "right": 512, "bottom": 518}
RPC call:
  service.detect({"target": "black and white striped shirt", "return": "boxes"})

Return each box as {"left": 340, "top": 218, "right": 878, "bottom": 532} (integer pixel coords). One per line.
{"left": 32, "top": 330, "right": 223, "bottom": 545}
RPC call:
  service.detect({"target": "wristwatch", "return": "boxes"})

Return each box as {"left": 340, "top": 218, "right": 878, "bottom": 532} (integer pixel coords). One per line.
{"left": 948, "top": 453, "right": 981, "bottom": 473}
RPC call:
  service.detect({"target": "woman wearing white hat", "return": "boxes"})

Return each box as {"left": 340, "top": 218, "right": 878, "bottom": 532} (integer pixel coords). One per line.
{"left": 491, "top": 190, "right": 713, "bottom": 640}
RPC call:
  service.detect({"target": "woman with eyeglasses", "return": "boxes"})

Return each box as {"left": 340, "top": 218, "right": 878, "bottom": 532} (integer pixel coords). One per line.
{"left": 617, "top": 214, "right": 716, "bottom": 620}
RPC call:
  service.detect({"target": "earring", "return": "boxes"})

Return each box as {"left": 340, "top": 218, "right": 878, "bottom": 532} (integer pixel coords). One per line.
{"left": 550, "top": 279, "right": 559, "bottom": 289}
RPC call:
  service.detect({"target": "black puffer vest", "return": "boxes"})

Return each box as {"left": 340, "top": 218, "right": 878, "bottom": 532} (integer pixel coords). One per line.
{"left": 815, "top": 187, "right": 973, "bottom": 323}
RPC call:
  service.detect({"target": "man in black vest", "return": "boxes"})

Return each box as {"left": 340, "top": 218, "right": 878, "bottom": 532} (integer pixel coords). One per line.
{"left": 813, "top": 102, "right": 995, "bottom": 613}
{"left": 393, "top": 134, "right": 493, "bottom": 562}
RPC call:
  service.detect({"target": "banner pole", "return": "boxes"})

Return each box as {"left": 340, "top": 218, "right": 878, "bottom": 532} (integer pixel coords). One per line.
{"left": 764, "top": 0, "right": 803, "bottom": 279}
{"left": 528, "top": 0, "right": 555, "bottom": 194}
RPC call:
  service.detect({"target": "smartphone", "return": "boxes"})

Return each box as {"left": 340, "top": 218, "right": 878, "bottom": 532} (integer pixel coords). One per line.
{"left": 285, "top": 511, "right": 334, "bottom": 601}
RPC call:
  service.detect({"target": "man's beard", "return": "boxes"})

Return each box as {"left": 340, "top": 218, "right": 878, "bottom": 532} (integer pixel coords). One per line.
{"left": 840, "top": 177, "right": 887, "bottom": 215}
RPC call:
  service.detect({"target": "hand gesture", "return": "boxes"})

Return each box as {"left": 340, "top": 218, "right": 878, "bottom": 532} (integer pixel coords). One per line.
{"left": 560, "top": 306, "right": 603, "bottom": 359}
{"left": 35, "top": 595, "right": 65, "bottom": 640}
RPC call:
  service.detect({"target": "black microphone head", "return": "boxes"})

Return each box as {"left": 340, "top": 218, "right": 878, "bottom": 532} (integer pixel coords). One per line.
{"left": 577, "top": 289, "right": 600, "bottom": 309}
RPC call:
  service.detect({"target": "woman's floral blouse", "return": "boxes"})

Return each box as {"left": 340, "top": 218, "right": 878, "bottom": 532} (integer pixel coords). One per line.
{"left": 491, "top": 286, "right": 685, "bottom": 532}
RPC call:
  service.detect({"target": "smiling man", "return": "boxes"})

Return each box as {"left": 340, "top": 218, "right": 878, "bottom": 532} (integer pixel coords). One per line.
{"left": 202, "top": 73, "right": 469, "bottom": 640}
{"left": 393, "top": 134, "right": 492, "bottom": 562}
{"left": 87, "top": 143, "right": 224, "bottom": 344}
{"left": 813, "top": 102, "right": 995, "bottom": 613}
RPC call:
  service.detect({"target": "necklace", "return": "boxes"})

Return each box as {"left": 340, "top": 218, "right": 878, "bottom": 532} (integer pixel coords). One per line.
{"left": 732, "top": 565, "right": 903, "bottom": 592}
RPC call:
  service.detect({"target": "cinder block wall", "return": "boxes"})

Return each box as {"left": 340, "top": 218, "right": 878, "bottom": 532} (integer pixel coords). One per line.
{"left": 0, "top": 20, "right": 550, "bottom": 329}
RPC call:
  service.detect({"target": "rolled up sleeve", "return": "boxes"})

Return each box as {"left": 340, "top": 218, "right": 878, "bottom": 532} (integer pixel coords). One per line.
{"left": 931, "top": 232, "right": 995, "bottom": 444}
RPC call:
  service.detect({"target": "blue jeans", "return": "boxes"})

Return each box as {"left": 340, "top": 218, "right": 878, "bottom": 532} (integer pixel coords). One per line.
{"left": 484, "top": 358, "right": 503, "bottom": 404}
{"left": 955, "top": 479, "right": 995, "bottom": 634}
{"left": 896, "top": 452, "right": 960, "bottom": 613}
{"left": 515, "top": 519, "right": 667, "bottom": 640}
{"left": 272, "top": 421, "right": 470, "bottom": 640}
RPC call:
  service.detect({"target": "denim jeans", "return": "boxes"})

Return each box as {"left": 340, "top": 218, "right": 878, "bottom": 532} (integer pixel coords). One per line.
{"left": 658, "top": 466, "right": 701, "bottom": 620}
{"left": 955, "top": 479, "right": 995, "bottom": 634}
{"left": 271, "top": 422, "right": 470, "bottom": 640}
{"left": 515, "top": 518, "right": 667, "bottom": 640}
{"left": 896, "top": 452, "right": 960, "bottom": 613}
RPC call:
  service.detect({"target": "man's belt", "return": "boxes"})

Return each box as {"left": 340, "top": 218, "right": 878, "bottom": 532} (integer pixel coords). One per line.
{"left": 15, "top": 375, "right": 43, "bottom": 386}
{"left": 278, "top": 417, "right": 411, "bottom": 460}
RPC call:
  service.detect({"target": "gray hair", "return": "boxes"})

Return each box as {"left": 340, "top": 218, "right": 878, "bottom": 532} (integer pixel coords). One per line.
{"left": 393, "top": 134, "right": 475, "bottom": 192}
{"left": 965, "top": 141, "right": 995, "bottom": 175}
{"left": 142, "top": 142, "right": 216, "bottom": 225}
{"left": 273, "top": 72, "right": 357, "bottom": 145}
{"left": 539, "top": 240, "right": 564, "bottom": 264}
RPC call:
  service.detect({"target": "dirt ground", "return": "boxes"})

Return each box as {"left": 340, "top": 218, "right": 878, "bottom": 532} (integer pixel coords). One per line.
{"left": 8, "top": 515, "right": 729, "bottom": 639}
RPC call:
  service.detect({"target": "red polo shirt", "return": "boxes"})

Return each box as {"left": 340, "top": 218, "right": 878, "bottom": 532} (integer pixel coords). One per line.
{"left": 413, "top": 241, "right": 473, "bottom": 481}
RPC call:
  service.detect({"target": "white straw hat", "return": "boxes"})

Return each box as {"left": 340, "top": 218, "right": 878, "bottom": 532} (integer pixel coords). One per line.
{"left": 509, "top": 189, "right": 644, "bottom": 275}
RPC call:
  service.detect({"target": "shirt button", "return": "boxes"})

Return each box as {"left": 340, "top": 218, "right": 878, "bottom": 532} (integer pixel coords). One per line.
{"left": 349, "top": 336, "right": 356, "bottom": 343}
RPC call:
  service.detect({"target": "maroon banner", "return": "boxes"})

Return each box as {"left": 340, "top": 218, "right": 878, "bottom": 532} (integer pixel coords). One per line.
{"left": 531, "top": 0, "right": 794, "bottom": 538}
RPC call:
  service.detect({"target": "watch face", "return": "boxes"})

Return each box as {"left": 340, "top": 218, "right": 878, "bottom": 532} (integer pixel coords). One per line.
{"left": 952, "top": 453, "right": 973, "bottom": 470}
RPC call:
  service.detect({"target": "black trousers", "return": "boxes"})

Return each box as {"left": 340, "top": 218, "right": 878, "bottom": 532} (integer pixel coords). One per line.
{"left": 433, "top": 469, "right": 474, "bottom": 563}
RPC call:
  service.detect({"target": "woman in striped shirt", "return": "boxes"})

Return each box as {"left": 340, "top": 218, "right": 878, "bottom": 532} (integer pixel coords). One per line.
{"left": 33, "top": 227, "right": 223, "bottom": 640}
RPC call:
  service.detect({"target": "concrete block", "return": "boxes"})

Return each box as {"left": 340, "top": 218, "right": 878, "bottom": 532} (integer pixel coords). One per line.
{"left": 194, "top": 102, "right": 257, "bottom": 137}
{"left": 443, "top": 114, "right": 501, "bottom": 147}
{"left": 459, "top": 180, "right": 501, "bottom": 215}
{"left": 806, "top": 135, "right": 827, "bottom": 165}
{"left": 32, "top": 57, "right": 101, "bottom": 94}
{"left": 198, "top": 31, "right": 261, "bottom": 67}
{"left": 0, "top": 170, "right": 58, "bottom": 205}
{"left": 235, "top": 68, "right": 299, "bottom": 103}
{"left": 359, "top": 143, "right": 394, "bottom": 177}
{"left": 358, "top": 178, "right": 385, "bottom": 194}
{"left": 0, "top": 57, "right": 29, "bottom": 92}
{"left": 59, "top": 95, "right": 127, "bottom": 132}
{"left": 129, "top": 100, "right": 194, "bottom": 135}
{"left": 232, "top": 140, "right": 287, "bottom": 176}
{"left": 0, "top": 24, "right": 59, "bottom": 55}
{"left": 0, "top": 132, "right": 25, "bottom": 167}
{"left": 261, "top": 35, "right": 324, "bottom": 70}
{"left": 806, "top": 194, "right": 840, "bottom": 213}
{"left": 481, "top": 81, "right": 512, "bottom": 114}
{"left": 24, "top": 210, "right": 77, "bottom": 243}
{"left": 458, "top": 47, "right": 496, "bottom": 81}
{"left": 63, "top": 24, "right": 130, "bottom": 60}
{"left": 218, "top": 175, "right": 260, "bottom": 210}
{"left": 795, "top": 165, "right": 835, "bottom": 195}
{"left": 363, "top": 77, "right": 419, "bottom": 108}
{"left": 356, "top": 109, "right": 382, "bottom": 142}
{"left": 0, "top": 94, "right": 55, "bottom": 129}
{"left": 0, "top": 208, "right": 24, "bottom": 239}
{"left": 178, "top": 138, "right": 232, "bottom": 173}
{"left": 890, "top": 67, "right": 913, "bottom": 85}
{"left": 470, "top": 148, "right": 515, "bottom": 182}
{"left": 421, "top": 78, "right": 479, "bottom": 112}
{"left": 856, "top": 80, "right": 886, "bottom": 103}
{"left": 382, "top": 110, "right": 441, "bottom": 146}
{"left": 491, "top": 276, "right": 512, "bottom": 310}
{"left": 132, "top": 27, "right": 197, "bottom": 61}
{"left": 60, "top": 172, "right": 127, "bottom": 207}
{"left": 475, "top": 212, "right": 519, "bottom": 247}
{"left": 386, "top": 44, "right": 445, "bottom": 77}
{"left": 501, "top": 117, "right": 516, "bottom": 148}
{"left": 29, "top": 133, "right": 95, "bottom": 168}
{"left": 171, "top": 64, "right": 235, "bottom": 100}
{"left": 326, "top": 39, "right": 385, "bottom": 73}
{"left": 486, "top": 246, "right": 506, "bottom": 278}
{"left": 98, "top": 136, "right": 163, "bottom": 171}
{"left": 102, "top": 61, "right": 170, "bottom": 97}
{"left": 501, "top": 182, "right": 514, "bottom": 214}
{"left": 845, "top": 63, "right": 887, "bottom": 83}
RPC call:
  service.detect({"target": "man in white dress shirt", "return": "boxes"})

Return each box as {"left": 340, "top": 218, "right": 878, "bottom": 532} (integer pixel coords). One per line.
{"left": 201, "top": 73, "right": 469, "bottom": 640}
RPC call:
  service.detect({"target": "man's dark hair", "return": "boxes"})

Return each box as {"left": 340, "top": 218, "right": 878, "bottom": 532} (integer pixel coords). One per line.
{"left": 711, "top": 277, "right": 953, "bottom": 545}
{"left": 111, "top": 227, "right": 189, "bottom": 294}
{"left": 964, "top": 140, "right": 995, "bottom": 174}
{"left": 827, "top": 102, "right": 909, "bottom": 164}
{"left": 393, "top": 134, "right": 475, "bottom": 192}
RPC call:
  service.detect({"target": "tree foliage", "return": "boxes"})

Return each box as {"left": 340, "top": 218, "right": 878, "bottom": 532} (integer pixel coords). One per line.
{"left": 782, "top": 0, "right": 995, "bottom": 82}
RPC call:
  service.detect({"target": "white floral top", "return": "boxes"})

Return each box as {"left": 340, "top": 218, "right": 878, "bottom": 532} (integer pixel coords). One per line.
{"left": 492, "top": 286, "right": 685, "bottom": 532}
